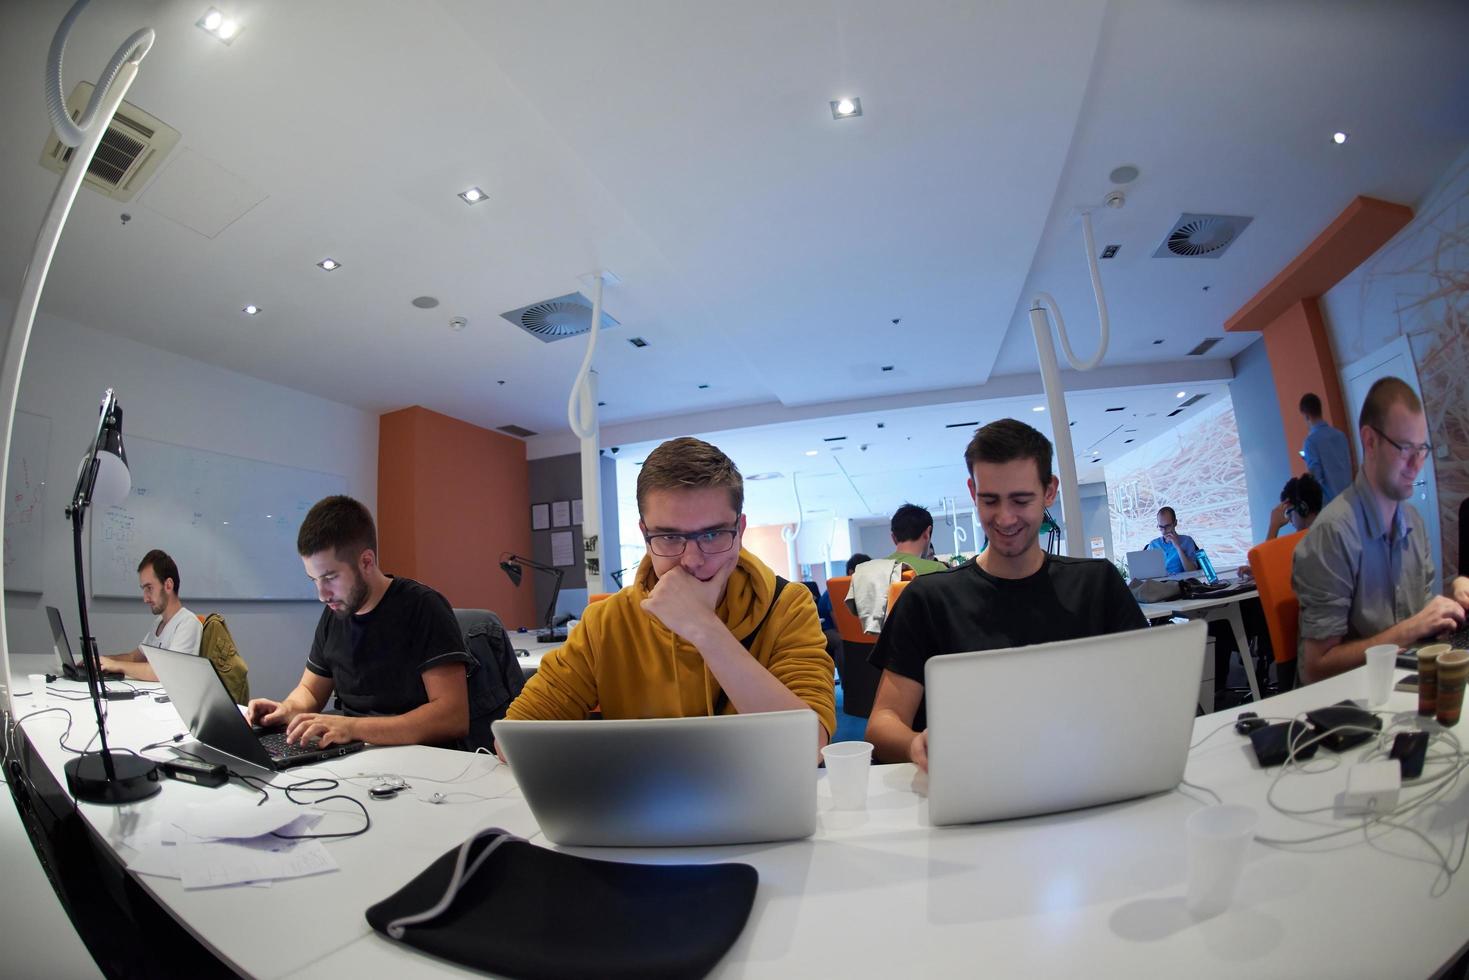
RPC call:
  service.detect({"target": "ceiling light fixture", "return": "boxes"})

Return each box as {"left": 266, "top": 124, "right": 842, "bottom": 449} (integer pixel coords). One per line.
{"left": 241, "top": 304, "right": 260, "bottom": 315}
{"left": 830, "top": 97, "right": 863, "bottom": 119}
{"left": 1176, "top": 390, "right": 1187, "bottom": 399}
{"left": 458, "top": 186, "right": 487, "bottom": 204}
{"left": 317, "top": 257, "right": 341, "bottom": 271}
{"left": 804, "top": 450, "right": 819, "bottom": 457}
{"left": 196, "top": 7, "right": 242, "bottom": 44}
{"left": 1032, "top": 405, "right": 1046, "bottom": 413}
{"left": 1332, "top": 131, "right": 1349, "bottom": 145}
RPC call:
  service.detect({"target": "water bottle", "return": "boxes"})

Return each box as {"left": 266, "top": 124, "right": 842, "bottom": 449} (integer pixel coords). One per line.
{"left": 1196, "top": 548, "right": 1218, "bottom": 584}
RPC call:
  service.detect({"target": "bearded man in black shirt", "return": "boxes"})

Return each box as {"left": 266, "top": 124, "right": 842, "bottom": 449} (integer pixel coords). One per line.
{"left": 866, "top": 419, "right": 1145, "bottom": 769}
{"left": 246, "top": 495, "right": 473, "bottom": 749}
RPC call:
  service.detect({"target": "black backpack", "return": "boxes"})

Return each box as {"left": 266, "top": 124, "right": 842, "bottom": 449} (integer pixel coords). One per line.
{"left": 463, "top": 612, "right": 526, "bottom": 752}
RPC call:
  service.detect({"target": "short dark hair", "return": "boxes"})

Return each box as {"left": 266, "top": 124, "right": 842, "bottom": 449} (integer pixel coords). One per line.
{"left": 636, "top": 437, "right": 743, "bottom": 516}
{"left": 138, "top": 549, "right": 180, "bottom": 594}
{"left": 297, "top": 495, "right": 378, "bottom": 561}
{"left": 1299, "top": 393, "right": 1323, "bottom": 417}
{"left": 890, "top": 504, "right": 934, "bottom": 543}
{"left": 1157, "top": 506, "right": 1178, "bottom": 524}
{"left": 845, "top": 552, "right": 871, "bottom": 575}
{"left": 1281, "top": 474, "right": 1324, "bottom": 517}
{"left": 964, "top": 419, "right": 1054, "bottom": 487}
{"left": 1358, "top": 376, "right": 1422, "bottom": 432}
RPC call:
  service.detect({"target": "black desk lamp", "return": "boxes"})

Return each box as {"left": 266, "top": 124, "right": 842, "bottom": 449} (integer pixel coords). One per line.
{"left": 499, "top": 553, "right": 567, "bottom": 642}
{"left": 63, "top": 389, "right": 160, "bottom": 804}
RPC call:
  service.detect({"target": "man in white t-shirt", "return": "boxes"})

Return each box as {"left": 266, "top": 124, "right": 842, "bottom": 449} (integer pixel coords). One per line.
{"left": 100, "top": 549, "right": 203, "bottom": 682}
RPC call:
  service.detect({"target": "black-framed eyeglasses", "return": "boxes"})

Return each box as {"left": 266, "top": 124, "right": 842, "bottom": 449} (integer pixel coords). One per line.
{"left": 643, "top": 527, "right": 738, "bottom": 558}
{"left": 1368, "top": 424, "right": 1431, "bottom": 462}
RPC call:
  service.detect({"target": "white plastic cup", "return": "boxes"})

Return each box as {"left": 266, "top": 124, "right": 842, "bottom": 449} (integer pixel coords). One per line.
{"left": 26, "top": 674, "right": 48, "bottom": 710}
{"left": 821, "top": 740, "right": 873, "bottom": 810}
{"left": 1185, "top": 804, "right": 1256, "bottom": 918}
{"left": 1364, "top": 644, "right": 1398, "bottom": 706}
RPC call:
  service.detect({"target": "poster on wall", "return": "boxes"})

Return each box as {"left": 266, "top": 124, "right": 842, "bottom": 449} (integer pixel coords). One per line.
{"left": 572, "top": 499, "right": 583, "bottom": 525}
{"left": 552, "top": 501, "right": 571, "bottom": 527}
{"left": 531, "top": 503, "right": 550, "bottom": 530}
{"left": 550, "top": 530, "right": 575, "bottom": 567}
{"left": 1089, "top": 536, "right": 1106, "bottom": 558}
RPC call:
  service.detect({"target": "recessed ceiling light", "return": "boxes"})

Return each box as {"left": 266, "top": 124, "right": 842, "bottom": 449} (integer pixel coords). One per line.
{"left": 804, "top": 450, "right": 819, "bottom": 457}
{"left": 241, "top": 304, "right": 261, "bottom": 315}
{"left": 458, "top": 186, "right": 487, "bottom": 204}
{"left": 830, "top": 97, "right": 863, "bottom": 119}
{"left": 196, "top": 8, "right": 242, "bottom": 44}
{"left": 1332, "top": 131, "right": 1349, "bottom": 145}
{"left": 317, "top": 257, "right": 341, "bottom": 271}
{"left": 1176, "top": 390, "right": 1187, "bottom": 399}
{"left": 1032, "top": 405, "right": 1046, "bottom": 413}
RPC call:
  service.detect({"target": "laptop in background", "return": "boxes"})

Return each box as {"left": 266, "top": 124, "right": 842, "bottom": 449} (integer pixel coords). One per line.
{"left": 493, "top": 709, "right": 819, "bottom": 847}
{"left": 46, "top": 605, "right": 123, "bottom": 682}
{"left": 145, "top": 644, "right": 364, "bottom": 770}
{"left": 925, "top": 620, "right": 1206, "bottom": 825}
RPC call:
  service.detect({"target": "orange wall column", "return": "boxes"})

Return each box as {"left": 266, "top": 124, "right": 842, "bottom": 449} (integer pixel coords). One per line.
{"left": 1258, "top": 298, "right": 1353, "bottom": 474}
{"left": 377, "top": 406, "right": 536, "bottom": 625}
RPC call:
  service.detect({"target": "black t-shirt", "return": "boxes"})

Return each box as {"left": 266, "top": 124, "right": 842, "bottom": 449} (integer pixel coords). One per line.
{"left": 869, "top": 555, "right": 1147, "bottom": 731}
{"left": 306, "top": 576, "right": 470, "bottom": 717}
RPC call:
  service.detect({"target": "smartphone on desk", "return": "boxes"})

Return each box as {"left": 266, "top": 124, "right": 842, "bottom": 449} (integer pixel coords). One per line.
{"left": 1396, "top": 673, "right": 1419, "bottom": 693}
{"left": 1396, "top": 648, "right": 1418, "bottom": 670}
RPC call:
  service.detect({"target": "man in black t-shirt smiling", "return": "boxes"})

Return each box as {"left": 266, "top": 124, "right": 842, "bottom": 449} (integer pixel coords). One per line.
{"left": 866, "top": 419, "right": 1145, "bottom": 770}
{"left": 246, "top": 495, "right": 472, "bottom": 749}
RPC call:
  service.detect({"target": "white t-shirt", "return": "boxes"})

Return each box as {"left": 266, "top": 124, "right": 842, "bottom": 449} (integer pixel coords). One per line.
{"left": 142, "top": 606, "right": 203, "bottom": 658}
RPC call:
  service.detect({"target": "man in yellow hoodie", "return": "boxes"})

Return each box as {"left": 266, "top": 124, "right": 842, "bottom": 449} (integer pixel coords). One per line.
{"left": 505, "top": 437, "right": 836, "bottom": 750}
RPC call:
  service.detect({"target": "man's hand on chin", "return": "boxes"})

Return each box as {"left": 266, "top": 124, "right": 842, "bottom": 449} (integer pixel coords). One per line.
{"left": 640, "top": 561, "right": 736, "bottom": 642}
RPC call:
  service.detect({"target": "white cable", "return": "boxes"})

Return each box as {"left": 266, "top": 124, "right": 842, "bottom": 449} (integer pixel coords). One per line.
{"left": 385, "top": 828, "right": 520, "bottom": 939}
{"left": 567, "top": 275, "right": 604, "bottom": 440}
{"left": 46, "top": 0, "right": 155, "bottom": 148}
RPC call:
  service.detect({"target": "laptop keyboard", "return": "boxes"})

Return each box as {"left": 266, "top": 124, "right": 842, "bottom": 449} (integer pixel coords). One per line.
{"left": 257, "top": 730, "right": 325, "bottom": 760}
{"left": 1449, "top": 623, "right": 1469, "bottom": 651}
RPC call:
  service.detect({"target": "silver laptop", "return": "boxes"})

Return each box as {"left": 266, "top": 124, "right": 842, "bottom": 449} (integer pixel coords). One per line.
{"left": 145, "top": 644, "right": 364, "bottom": 771}
{"left": 493, "top": 709, "right": 818, "bottom": 847}
{"left": 1126, "top": 548, "right": 1168, "bottom": 579}
{"left": 925, "top": 620, "right": 1206, "bottom": 825}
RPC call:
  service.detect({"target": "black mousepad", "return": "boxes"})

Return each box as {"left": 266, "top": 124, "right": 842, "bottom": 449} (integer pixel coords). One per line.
{"left": 366, "top": 834, "right": 758, "bottom": 980}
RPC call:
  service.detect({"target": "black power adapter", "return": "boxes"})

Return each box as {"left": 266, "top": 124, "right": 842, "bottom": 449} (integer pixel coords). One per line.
{"left": 159, "top": 758, "right": 228, "bottom": 788}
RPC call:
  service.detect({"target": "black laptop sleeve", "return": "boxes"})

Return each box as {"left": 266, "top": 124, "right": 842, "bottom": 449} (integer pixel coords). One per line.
{"left": 365, "top": 832, "right": 759, "bottom": 980}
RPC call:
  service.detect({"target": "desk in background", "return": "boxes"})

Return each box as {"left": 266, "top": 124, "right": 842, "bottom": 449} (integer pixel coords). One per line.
{"left": 1141, "top": 587, "right": 1262, "bottom": 705}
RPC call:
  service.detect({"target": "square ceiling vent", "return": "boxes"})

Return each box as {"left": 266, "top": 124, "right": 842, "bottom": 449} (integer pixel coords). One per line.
{"left": 500, "top": 291, "right": 619, "bottom": 343}
{"left": 1153, "top": 213, "right": 1253, "bottom": 259}
{"left": 39, "top": 82, "right": 180, "bottom": 202}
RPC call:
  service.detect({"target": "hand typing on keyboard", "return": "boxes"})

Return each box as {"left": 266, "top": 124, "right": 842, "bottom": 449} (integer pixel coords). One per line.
{"left": 284, "top": 712, "right": 359, "bottom": 747}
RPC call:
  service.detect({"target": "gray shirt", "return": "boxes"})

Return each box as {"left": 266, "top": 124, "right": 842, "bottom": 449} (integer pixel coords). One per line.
{"left": 1302, "top": 420, "right": 1353, "bottom": 503}
{"left": 1292, "top": 470, "right": 1434, "bottom": 682}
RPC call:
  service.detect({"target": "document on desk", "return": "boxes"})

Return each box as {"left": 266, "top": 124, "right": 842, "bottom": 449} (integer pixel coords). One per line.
{"left": 173, "top": 798, "right": 301, "bottom": 840}
{"left": 175, "top": 838, "right": 337, "bottom": 890}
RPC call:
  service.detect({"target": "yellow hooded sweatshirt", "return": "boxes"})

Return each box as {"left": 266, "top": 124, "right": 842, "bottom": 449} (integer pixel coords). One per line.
{"left": 506, "top": 548, "right": 836, "bottom": 736}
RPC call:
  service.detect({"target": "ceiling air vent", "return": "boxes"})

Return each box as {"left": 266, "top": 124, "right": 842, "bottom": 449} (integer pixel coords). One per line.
{"left": 39, "top": 82, "right": 180, "bottom": 202}
{"left": 1153, "top": 213, "right": 1253, "bottom": 259}
{"left": 1179, "top": 393, "right": 1208, "bottom": 408}
{"left": 945, "top": 421, "right": 979, "bottom": 429}
{"left": 1187, "top": 337, "right": 1222, "bottom": 356}
{"left": 500, "top": 292, "right": 619, "bottom": 343}
{"left": 496, "top": 424, "right": 537, "bottom": 438}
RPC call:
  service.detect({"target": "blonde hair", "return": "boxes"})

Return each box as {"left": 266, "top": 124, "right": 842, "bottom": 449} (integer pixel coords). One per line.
{"left": 635, "top": 437, "right": 743, "bottom": 515}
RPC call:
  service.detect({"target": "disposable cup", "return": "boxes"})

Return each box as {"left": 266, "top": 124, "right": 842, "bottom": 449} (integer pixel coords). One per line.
{"left": 1364, "top": 644, "right": 1397, "bottom": 706}
{"left": 1435, "top": 651, "right": 1469, "bottom": 728}
{"left": 1186, "top": 804, "right": 1256, "bottom": 917}
{"left": 821, "top": 740, "right": 873, "bottom": 810}
{"left": 26, "top": 674, "right": 48, "bottom": 710}
{"left": 1417, "top": 644, "right": 1449, "bottom": 717}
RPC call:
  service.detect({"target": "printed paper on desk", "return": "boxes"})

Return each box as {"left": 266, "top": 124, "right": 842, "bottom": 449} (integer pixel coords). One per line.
{"left": 177, "top": 839, "right": 337, "bottom": 890}
{"left": 174, "top": 798, "right": 301, "bottom": 840}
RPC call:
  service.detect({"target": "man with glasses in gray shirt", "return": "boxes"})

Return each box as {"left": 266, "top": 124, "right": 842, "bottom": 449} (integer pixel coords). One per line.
{"left": 1293, "top": 377, "right": 1469, "bottom": 683}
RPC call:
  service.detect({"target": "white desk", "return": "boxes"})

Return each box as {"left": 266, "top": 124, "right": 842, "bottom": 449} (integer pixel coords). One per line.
{"left": 508, "top": 635, "right": 563, "bottom": 675}
{"left": 1141, "top": 588, "right": 1263, "bottom": 703}
{"left": 9, "top": 668, "right": 1469, "bottom": 978}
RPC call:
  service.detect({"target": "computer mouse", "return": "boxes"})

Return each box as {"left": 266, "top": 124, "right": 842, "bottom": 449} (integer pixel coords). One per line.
{"left": 369, "top": 785, "right": 399, "bottom": 800}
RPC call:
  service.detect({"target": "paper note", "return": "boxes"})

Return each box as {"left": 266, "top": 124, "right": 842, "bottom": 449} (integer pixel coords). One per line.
{"left": 552, "top": 500, "right": 571, "bottom": 527}
{"left": 571, "top": 499, "right": 583, "bottom": 525}
{"left": 177, "top": 839, "right": 338, "bottom": 890}
{"left": 531, "top": 503, "right": 549, "bottom": 530}
{"left": 551, "top": 530, "right": 575, "bottom": 567}
{"left": 173, "top": 798, "right": 302, "bottom": 840}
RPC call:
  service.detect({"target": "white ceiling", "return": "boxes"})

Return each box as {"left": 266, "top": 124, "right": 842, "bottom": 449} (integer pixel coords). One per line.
{"left": 2, "top": 0, "right": 1467, "bottom": 502}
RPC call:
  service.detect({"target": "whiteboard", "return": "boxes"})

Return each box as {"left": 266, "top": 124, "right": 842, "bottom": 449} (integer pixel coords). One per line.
{"left": 3, "top": 411, "right": 52, "bottom": 594}
{"left": 90, "top": 435, "right": 346, "bottom": 600}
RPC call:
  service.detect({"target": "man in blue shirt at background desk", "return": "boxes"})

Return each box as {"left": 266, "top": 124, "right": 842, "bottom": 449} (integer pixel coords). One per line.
{"left": 1145, "top": 506, "right": 1201, "bottom": 575}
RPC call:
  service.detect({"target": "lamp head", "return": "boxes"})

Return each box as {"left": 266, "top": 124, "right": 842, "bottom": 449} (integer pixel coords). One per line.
{"left": 499, "top": 559, "right": 523, "bottom": 587}
{"left": 88, "top": 395, "right": 131, "bottom": 508}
